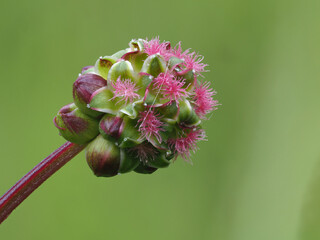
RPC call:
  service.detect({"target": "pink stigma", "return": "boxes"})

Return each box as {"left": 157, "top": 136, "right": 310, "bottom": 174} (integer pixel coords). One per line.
{"left": 183, "top": 52, "right": 208, "bottom": 73}
{"left": 153, "top": 72, "right": 174, "bottom": 89}
{"left": 138, "top": 109, "right": 165, "bottom": 143}
{"left": 110, "top": 77, "right": 140, "bottom": 104}
{"left": 168, "top": 128, "right": 206, "bottom": 161}
{"left": 144, "top": 37, "right": 170, "bottom": 56}
{"left": 130, "top": 143, "right": 158, "bottom": 164}
{"left": 193, "top": 81, "right": 218, "bottom": 119}
{"left": 170, "top": 42, "right": 190, "bottom": 60}
{"left": 153, "top": 73, "right": 189, "bottom": 103}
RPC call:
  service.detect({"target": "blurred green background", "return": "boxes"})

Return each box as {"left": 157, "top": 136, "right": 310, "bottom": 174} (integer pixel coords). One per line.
{"left": 0, "top": 0, "right": 320, "bottom": 239}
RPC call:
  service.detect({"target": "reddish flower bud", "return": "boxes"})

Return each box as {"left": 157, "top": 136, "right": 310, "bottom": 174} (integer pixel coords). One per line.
{"left": 73, "top": 74, "right": 107, "bottom": 117}
{"left": 99, "top": 115, "right": 123, "bottom": 140}
{"left": 86, "top": 135, "right": 121, "bottom": 177}
{"left": 54, "top": 103, "right": 99, "bottom": 144}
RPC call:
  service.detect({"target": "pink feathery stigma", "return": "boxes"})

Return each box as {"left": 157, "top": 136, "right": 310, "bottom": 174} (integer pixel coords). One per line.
{"left": 170, "top": 42, "right": 190, "bottom": 60}
{"left": 110, "top": 77, "right": 140, "bottom": 104}
{"left": 168, "top": 129, "right": 206, "bottom": 161}
{"left": 183, "top": 52, "right": 208, "bottom": 73}
{"left": 153, "top": 72, "right": 174, "bottom": 89}
{"left": 130, "top": 143, "right": 158, "bottom": 163}
{"left": 153, "top": 73, "right": 189, "bottom": 103}
{"left": 193, "top": 81, "right": 218, "bottom": 119}
{"left": 138, "top": 110, "right": 164, "bottom": 143}
{"left": 144, "top": 37, "right": 170, "bottom": 56}
{"left": 161, "top": 77, "right": 189, "bottom": 103}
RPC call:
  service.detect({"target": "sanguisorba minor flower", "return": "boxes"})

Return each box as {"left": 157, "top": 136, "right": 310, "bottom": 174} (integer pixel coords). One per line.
{"left": 0, "top": 37, "right": 219, "bottom": 224}
{"left": 54, "top": 37, "right": 219, "bottom": 176}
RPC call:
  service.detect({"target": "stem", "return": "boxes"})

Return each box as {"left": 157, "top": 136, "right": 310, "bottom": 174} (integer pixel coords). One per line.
{"left": 0, "top": 141, "right": 86, "bottom": 224}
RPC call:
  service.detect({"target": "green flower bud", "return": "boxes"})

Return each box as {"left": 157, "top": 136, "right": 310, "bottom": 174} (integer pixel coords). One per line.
{"left": 141, "top": 54, "right": 166, "bottom": 77}
{"left": 118, "top": 149, "right": 140, "bottom": 174}
{"left": 129, "top": 39, "right": 145, "bottom": 51}
{"left": 122, "top": 51, "right": 148, "bottom": 73}
{"left": 176, "top": 69, "right": 196, "bottom": 90}
{"left": 54, "top": 103, "right": 99, "bottom": 144}
{"left": 178, "top": 100, "right": 201, "bottom": 127}
{"left": 107, "top": 60, "right": 136, "bottom": 82}
{"left": 168, "top": 56, "right": 184, "bottom": 69}
{"left": 117, "top": 116, "right": 143, "bottom": 148}
{"left": 146, "top": 152, "right": 171, "bottom": 168}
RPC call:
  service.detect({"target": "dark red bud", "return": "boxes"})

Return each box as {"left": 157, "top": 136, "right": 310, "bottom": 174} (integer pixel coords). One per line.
{"left": 73, "top": 74, "right": 107, "bottom": 117}
{"left": 54, "top": 103, "right": 99, "bottom": 144}
{"left": 73, "top": 74, "right": 107, "bottom": 104}
{"left": 86, "top": 135, "right": 121, "bottom": 177}
{"left": 99, "top": 115, "right": 123, "bottom": 139}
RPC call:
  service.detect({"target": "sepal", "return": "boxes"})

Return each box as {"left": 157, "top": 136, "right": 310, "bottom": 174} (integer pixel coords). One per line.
{"left": 94, "top": 56, "right": 117, "bottom": 79}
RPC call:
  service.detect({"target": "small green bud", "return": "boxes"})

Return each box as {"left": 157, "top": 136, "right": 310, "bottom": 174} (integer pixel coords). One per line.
{"left": 129, "top": 39, "right": 145, "bottom": 51}
{"left": 118, "top": 149, "right": 140, "bottom": 173}
{"left": 107, "top": 60, "right": 136, "bottom": 82}
{"left": 177, "top": 69, "right": 196, "bottom": 90}
{"left": 122, "top": 51, "right": 148, "bottom": 73}
{"left": 117, "top": 116, "right": 143, "bottom": 148}
{"left": 168, "top": 56, "right": 184, "bottom": 69}
{"left": 54, "top": 103, "right": 99, "bottom": 144}
{"left": 141, "top": 54, "right": 166, "bottom": 77}
{"left": 146, "top": 152, "right": 171, "bottom": 168}
{"left": 178, "top": 100, "right": 201, "bottom": 127}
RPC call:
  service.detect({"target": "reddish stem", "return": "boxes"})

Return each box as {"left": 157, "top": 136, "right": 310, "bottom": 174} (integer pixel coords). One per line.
{"left": 0, "top": 141, "right": 86, "bottom": 224}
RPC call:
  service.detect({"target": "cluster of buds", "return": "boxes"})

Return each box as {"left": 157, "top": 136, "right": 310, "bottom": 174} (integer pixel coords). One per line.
{"left": 54, "top": 38, "right": 218, "bottom": 177}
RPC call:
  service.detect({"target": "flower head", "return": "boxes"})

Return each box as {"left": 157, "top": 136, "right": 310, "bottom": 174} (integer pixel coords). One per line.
{"left": 193, "top": 81, "right": 218, "bottom": 119}
{"left": 110, "top": 77, "right": 140, "bottom": 104}
{"left": 54, "top": 37, "right": 218, "bottom": 178}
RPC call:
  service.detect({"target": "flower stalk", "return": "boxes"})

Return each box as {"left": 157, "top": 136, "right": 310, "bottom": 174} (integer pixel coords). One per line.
{"left": 0, "top": 142, "right": 86, "bottom": 224}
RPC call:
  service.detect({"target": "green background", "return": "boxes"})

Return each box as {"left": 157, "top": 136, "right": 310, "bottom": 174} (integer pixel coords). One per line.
{"left": 0, "top": 0, "right": 320, "bottom": 239}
